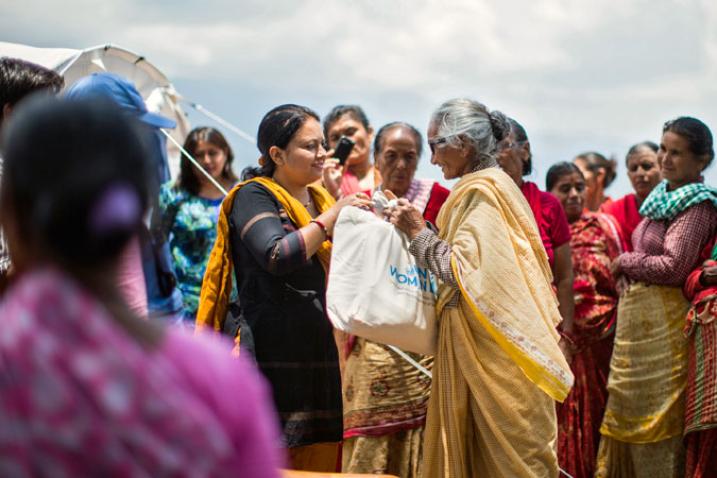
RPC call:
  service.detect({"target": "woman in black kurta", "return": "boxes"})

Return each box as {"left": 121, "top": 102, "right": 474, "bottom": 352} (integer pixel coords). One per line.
{"left": 217, "top": 104, "right": 370, "bottom": 471}
{"left": 230, "top": 181, "right": 340, "bottom": 447}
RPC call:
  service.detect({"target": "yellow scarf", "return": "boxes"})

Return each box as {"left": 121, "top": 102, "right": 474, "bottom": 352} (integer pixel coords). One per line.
{"left": 437, "top": 168, "right": 573, "bottom": 402}
{"left": 195, "top": 176, "right": 335, "bottom": 333}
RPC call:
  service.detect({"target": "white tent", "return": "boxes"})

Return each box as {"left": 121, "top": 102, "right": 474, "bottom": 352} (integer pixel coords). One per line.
{"left": 0, "top": 42, "right": 191, "bottom": 175}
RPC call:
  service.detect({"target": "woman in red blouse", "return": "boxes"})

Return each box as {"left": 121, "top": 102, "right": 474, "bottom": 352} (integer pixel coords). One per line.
{"left": 497, "top": 117, "right": 575, "bottom": 345}
{"left": 601, "top": 142, "right": 662, "bottom": 251}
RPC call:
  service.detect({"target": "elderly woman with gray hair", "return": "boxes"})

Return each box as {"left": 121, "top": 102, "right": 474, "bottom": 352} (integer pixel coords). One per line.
{"left": 387, "top": 98, "right": 573, "bottom": 477}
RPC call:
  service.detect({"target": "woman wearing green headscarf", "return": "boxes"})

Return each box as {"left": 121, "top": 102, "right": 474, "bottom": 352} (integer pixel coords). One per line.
{"left": 596, "top": 117, "right": 717, "bottom": 478}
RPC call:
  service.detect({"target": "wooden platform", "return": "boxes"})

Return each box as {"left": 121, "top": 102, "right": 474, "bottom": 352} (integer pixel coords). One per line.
{"left": 283, "top": 471, "right": 398, "bottom": 478}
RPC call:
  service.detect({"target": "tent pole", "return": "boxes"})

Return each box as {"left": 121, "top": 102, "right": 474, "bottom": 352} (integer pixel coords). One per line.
{"left": 181, "top": 100, "right": 256, "bottom": 145}
{"left": 161, "top": 129, "right": 229, "bottom": 196}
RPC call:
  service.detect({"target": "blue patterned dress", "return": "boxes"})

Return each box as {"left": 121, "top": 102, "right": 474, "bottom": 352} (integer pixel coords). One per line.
{"left": 159, "top": 183, "right": 225, "bottom": 321}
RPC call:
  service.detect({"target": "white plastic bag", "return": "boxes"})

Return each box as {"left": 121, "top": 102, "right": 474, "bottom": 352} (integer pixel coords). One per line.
{"left": 326, "top": 206, "right": 438, "bottom": 355}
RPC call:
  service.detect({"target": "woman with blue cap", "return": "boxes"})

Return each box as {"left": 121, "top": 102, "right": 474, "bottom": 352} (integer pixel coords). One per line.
{"left": 66, "top": 72, "right": 183, "bottom": 321}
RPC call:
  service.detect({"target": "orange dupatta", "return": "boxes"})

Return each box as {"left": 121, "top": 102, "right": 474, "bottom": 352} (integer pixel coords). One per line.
{"left": 195, "top": 177, "right": 336, "bottom": 334}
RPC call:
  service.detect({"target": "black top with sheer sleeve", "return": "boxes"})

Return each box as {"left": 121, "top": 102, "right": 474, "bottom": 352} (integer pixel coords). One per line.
{"left": 228, "top": 182, "right": 342, "bottom": 447}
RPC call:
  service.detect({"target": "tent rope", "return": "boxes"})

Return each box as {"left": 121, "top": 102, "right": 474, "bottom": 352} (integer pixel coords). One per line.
{"left": 181, "top": 100, "right": 256, "bottom": 145}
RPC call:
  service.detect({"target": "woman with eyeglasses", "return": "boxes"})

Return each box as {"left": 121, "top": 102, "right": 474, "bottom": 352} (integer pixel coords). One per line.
{"left": 341, "top": 122, "right": 449, "bottom": 478}
{"left": 546, "top": 162, "right": 623, "bottom": 478}
{"left": 387, "top": 98, "right": 573, "bottom": 477}
{"left": 196, "top": 104, "right": 372, "bottom": 472}
{"left": 496, "top": 118, "right": 576, "bottom": 358}
{"left": 601, "top": 142, "right": 662, "bottom": 251}
{"left": 596, "top": 117, "right": 717, "bottom": 477}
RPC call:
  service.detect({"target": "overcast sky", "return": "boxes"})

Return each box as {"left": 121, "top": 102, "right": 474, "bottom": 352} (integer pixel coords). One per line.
{"left": 3, "top": 0, "right": 716, "bottom": 194}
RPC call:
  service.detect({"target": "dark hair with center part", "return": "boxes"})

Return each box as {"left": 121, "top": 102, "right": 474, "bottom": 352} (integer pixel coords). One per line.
{"left": 573, "top": 151, "right": 618, "bottom": 188}
{"left": 546, "top": 161, "right": 584, "bottom": 191}
{"left": 662, "top": 116, "right": 714, "bottom": 169}
{"left": 179, "top": 126, "right": 237, "bottom": 195}
{"left": 373, "top": 121, "right": 423, "bottom": 158}
{"left": 322, "top": 104, "right": 370, "bottom": 140}
{"left": 242, "top": 104, "right": 320, "bottom": 180}
{"left": 508, "top": 118, "right": 532, "bottom": 176}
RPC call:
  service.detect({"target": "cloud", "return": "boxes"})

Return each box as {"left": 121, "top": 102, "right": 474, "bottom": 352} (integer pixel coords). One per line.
{"left": 2, "top": 0, "right": 717, "bottom": 190}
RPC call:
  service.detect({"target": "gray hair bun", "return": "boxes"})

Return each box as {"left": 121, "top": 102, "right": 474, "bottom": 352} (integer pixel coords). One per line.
{"left": 488, "top": 110, "right": 510, "bottom": 142}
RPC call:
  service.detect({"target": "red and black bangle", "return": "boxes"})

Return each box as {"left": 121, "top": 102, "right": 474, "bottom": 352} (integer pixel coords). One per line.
{"left": 310, "top": 219, "right": 332, "bottom": 241}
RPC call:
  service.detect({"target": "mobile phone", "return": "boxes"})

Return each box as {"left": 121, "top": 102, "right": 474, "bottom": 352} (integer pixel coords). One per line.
{"left": 333, "top": 136, "right": 355, "bottom": 165}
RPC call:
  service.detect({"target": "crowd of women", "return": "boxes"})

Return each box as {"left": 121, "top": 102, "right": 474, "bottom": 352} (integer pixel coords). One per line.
{"left": 0, "top": 56, "right": 716, "bottom": 478}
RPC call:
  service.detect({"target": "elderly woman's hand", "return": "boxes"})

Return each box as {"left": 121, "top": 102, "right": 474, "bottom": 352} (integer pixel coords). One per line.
{"left": 387, "top": 197, "right": 426, "bottom": 240}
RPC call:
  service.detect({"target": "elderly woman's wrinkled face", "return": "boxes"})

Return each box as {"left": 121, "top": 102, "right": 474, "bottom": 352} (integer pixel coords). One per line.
{"left": 626, "top": 147, "right": 661, "bottom": 200}
{"left": 376, "top": 126, "right": 420, "bottom": 198}
{"left": 550, "top": 171, "right": 586, "bottom": 223}
{"left": 428, "top": 123, "right": 471, "bottom": 180}
{"left": 658, "top": 131, "right": 707, "bottom": 190}
{"left": 326, "top": 113, "right": 373, "bottom": 168}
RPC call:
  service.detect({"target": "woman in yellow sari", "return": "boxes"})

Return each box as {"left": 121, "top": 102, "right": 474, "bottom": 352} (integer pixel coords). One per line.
{"left": 387, "top": 98, "right": 573, "bottom": 477}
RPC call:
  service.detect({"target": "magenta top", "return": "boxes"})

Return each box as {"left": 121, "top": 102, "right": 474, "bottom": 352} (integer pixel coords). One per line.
{"left": 0, "top": 267, "right": 283, "bottom": 477}
{"left": 115, "top": 235, "right": 148, "bottom": 318}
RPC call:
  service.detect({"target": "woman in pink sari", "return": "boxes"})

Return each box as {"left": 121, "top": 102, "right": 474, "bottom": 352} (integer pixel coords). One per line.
{"left": 0, "top": 97, "right": 282, "bottom": 476}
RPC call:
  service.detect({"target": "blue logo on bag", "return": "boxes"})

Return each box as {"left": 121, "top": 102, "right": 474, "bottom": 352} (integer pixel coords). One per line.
{"left": 389, "top": 265, "right": 438, "bottom": 296}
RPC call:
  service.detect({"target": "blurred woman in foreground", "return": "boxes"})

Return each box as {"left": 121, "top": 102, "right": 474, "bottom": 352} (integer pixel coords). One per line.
{"left": 0, "top": 97, "right": 281, "bottom": 476}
